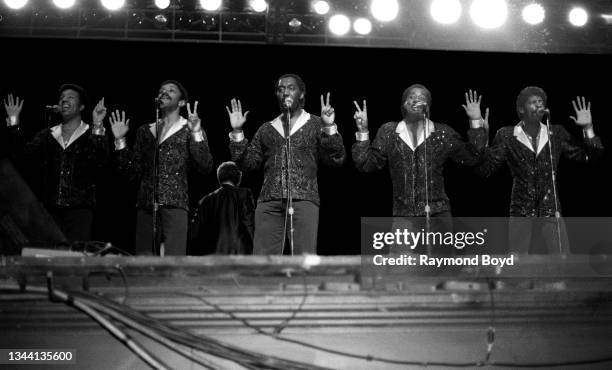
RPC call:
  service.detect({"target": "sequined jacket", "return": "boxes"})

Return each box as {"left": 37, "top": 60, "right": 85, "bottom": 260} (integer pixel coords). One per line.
{"left": 352, "top": 121, "right": 487, "bottom": 217}
{"left": 116, "top": 122, "right": 213, "bottom": 211}
{"left": 477, "top": 124, "right": 604, "bottom": 217}
{"left": 6, "top": 125, "right": 109, "bottom": 209}
{"left": 229, "top": 113, "right": 346, "bottom": 205}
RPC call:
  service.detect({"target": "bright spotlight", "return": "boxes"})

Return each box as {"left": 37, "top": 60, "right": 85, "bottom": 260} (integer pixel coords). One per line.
{"left": 522, "top": 3, "right": 545, "bottom": 25}
{"left": 4, "top": 0, "right": 28, "bottom": 9}
{"left": 101, "top": 0, "right": 125, "bottom": 11}
{"left": 328, "top": 14, "right": 350, "bottom": 36}
{"left": 569, "top": 7, "right": 588, "bottom": 27}
{"left": 430, "top": 0, "right": 462, "bottom": 25}
{"left": 154, "top": 0, "right": 170, "bottom": 10}
{"left": 53, "top": 0, "right": 75, "bottom": 9}
{"left": 199, "top": 0, "right": 221, "bottom": 11}
{"left": 353, "top": 18, "right": 372, "bottom": 35}
{"left": 470, "top": 0, "right": 508, "bottom": 29}
{"left": 250, "top": 0, "right": 267, "bottom": 13}
{"left": 313, "top": 1, "right": 330, "bottom": 15}
{"left": 371, "top": 0, "right": 399, "bottom": 22}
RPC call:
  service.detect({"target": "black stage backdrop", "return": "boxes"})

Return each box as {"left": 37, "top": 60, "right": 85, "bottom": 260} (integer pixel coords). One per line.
{"left": 1, "top": 38, "right": 610, "bottom": 255}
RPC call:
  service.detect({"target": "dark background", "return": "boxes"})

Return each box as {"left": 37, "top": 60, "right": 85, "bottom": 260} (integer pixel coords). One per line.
{"left": 1, "top": 37, "right": 610, "bottom": 255}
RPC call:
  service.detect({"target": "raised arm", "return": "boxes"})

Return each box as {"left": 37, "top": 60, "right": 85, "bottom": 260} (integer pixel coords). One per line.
{"left": 562, "top": 96, "right": 604, "bottom": 162}
{"left": 186, "top": 100, "right": 213, "bottom": 175}
{"left": 351, "top": 99, "right": 389, "bottom": 172}
{"left": 110, "top": 109, "right": 141, "bottom": 182}
{"left": 319, "top": 92, "right": 345, "bottom": 167}
{"left": 227, "top": 98, "right": 263, "bottom": 171}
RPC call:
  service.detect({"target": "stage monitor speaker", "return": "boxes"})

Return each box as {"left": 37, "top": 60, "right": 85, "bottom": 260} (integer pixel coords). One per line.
{"left": 0, "top": 159, "right": 66, "bottom": 254}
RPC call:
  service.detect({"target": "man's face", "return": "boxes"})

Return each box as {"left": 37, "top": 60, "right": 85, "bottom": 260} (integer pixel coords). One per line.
{"left": 403, "top": 87, "right": 430, "bottom": 117}
{"left": 57, "top": 89, "right": 84, "bottom": 119}
{"left": 519, "top": 95, "right": 546, "bottom": 121}
{"left": 276, "top": 77, "right": 303, "bottom": 112}
{"left": 157, "top": 83, "right": 185, "bottom": 109}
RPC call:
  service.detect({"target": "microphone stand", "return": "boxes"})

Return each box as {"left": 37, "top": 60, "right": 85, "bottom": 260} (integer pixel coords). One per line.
{"left": 421, "top": 108, "right": 432, "bottom": 255}
{"left": 151, "top": 103, "right": 161, "bottom": 256}
{"left": 543, "top": 110, "right": 564, "bottom": 255}
{"left": 281, "top": 106, "right": 295, "bottom": 255}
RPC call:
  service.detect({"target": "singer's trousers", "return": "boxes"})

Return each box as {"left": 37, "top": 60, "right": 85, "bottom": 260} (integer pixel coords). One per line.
{"left": 135, "top": 207, "right": 187, "bottom": 256}
{"left": 508, "top": 217, "right": 570, "bottom": 254}
{"left": 253, "top": 200, "right": 319, "bottom": 255}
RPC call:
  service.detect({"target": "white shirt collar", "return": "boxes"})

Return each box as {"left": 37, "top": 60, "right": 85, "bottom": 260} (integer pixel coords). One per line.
{"left": 271, "top": 110, "right": 310, "bottom": 138}
{"left": 51, "top": 121, "right": 89, "bottom": 149}
{"left": 395, "top": 119, "right": 435, "bottom": 151}
{"left": 150, "top": 116, "right": 187, "bottom": 143}
{"left": 513, "top": 121, "right": 548, "bottom": 155}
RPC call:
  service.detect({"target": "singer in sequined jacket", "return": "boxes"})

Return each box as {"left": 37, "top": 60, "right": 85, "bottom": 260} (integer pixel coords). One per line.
{"left": 227, "top": 74, "right": 345, "bottom": 255}
{"left": 352, "top": 85, "right": 487, "bottom": 217}
{"left": 476, "top": 87, "right": 604, "bottom": 217}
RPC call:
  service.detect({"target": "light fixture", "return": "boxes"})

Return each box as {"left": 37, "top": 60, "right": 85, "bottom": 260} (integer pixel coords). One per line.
{"left": 430, "top": 0, "right": 462, "bottom": 25}
{"left": 329, "top": 14, "right": 350, "bottom": 35}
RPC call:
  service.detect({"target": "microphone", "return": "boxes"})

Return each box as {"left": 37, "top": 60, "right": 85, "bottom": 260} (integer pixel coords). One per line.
{"left": 283, "top": 97, "right": 293, "bottom": 110}
{"left": 542, "top": 108, "right": 550, "bottom": 116}
{"left": 155, "top": 93, "right": 165, "bottom": 104}
{"left": 45, "top": 104, "right": 59, "bottom": 112}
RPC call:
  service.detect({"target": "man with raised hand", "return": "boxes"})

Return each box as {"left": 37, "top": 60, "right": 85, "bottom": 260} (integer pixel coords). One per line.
{"left": 111, "top": 80, "right": 213, "bottom": 256}
{"left": 226, "top": 74, "right": 346, "bottom": 255}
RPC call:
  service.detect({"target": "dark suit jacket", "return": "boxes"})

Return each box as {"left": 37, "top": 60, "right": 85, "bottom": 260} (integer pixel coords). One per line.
{"left": 188, "top": 184, "right": 255, "bottom": 255}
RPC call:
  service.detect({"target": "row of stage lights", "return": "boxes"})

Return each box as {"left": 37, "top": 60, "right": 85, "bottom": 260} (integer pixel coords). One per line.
{"left": 2, "top": 0, "right": 609, "bottom": 34}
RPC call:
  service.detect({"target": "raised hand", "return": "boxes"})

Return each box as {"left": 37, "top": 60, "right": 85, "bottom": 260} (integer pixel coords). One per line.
{"left": 186, "top": 101, "right": 202, "bottom": 132}
{"left": 570, "top": 96, "right": 592, "bottom": 129}
{"left": 462, "top": 90, "right": 484, "bottom": 120}
{"left": 4, "top": 94, "right": 24, "bottom": 126}
{"left": 225, "top": 98, "right": 249, "bottom": 131}
{"left": 109, "top": 110, "right": 130, "bottom": 139}
{"left": 92, "top": 97, "right": 107, "bottom": 125}
{"left": 353, "top": 100, "right": 368, "bottom": 132}
{"left": 320, "top": 92, "right": 335, "bottom": 126}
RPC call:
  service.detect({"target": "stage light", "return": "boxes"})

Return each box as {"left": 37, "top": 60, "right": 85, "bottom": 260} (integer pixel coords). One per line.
{"left": 101, "top": 0, "right": 125, "bottom": 11}
{"left": 154, "top": 0, "right": 170, "bottom": 10}
{"left": 4, "top": 0, "right": 28, "bottom": 10}
{"left": 313, "top": 1, "right": 330, "bottom": 15}
{"left": 329, "top": 14, "right": 350, "bottom": 35}
{"left": 522, "top": 3, "right": 545, "bottom": 25}
{"left": 199, "top": 0, "right": 221, "bottom": 12}
{"left": 249, "top": 0, "right": 266, "bottom": 13}
{"left": 52, "top": 0, "right": 75, "bottom": 9}
{"left": 353, "top": 18, "right": 372, "bottom": 35}
{"left": 470, "top": 0, "right": 507, "bottom": 29}
{"left": 430, "top": 0, "right": 462, "bottom": 25}
{"left": 568, "top": 7, "right": 588, "bottom": 27}
{"left": 371, "top": 0, "right": 399, "bottom": 22}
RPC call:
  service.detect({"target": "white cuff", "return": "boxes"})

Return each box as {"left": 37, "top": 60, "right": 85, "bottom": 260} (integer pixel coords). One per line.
{"left": 92, "top": 124, "right": 106, "bottom": 136}
{"left": 191, "top": 130, "right": 204, "bottom": 142}
{"left": 8, "top": 116, "right": 18, "bottom": 127}
{"left": 470, "top": 119, "right": 483, "bottom": 129}
{"left": 584, "top": 126, "right": 595, "bottom": 139}
{"left": 114, "top": 137, "right": 127, "bottom": 151}
{"left": 355, "top": 131, "right": 369, "bottom": 141}
{"left": 322, "top": 124, "right": 338, "bottom": 136}
{"left": 229, "top": 131, "right": 245, "bottom": 142}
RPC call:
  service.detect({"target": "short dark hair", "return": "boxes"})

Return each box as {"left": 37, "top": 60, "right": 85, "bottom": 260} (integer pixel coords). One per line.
{"left": 160, "top": 79, "right": 189, "bottom": 102}
{"left": 516, "top": 86, "right": 547, "bottom": 118}
{"left": 400, "top": 84, "right": 432, "bottom": 117}
{"left": 217, "top": 161, "right": 242, "bottom": 185}
{"left": 58, "top": 83, "right": 88, "bottom": 108}
{"left": 276, "top": 74, "right": 306, "bottom": 104}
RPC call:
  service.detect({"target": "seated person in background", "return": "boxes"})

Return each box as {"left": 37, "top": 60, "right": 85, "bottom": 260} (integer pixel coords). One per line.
{"left": 189, "top": 161, "right": 255, "bottom": 255}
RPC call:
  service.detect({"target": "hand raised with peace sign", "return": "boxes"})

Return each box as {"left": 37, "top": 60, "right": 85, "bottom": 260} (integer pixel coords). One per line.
{"left": 225, "top": 98, "right": 249, "bottom": 131}
{"left": 353, "top": 100, "right": 368, "bottom": 133}
{"left": 186, "top": 100, "right": 202, "bottom": 132}
{"left": 320, "top": 92, "right": 335, "bottom": 126}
